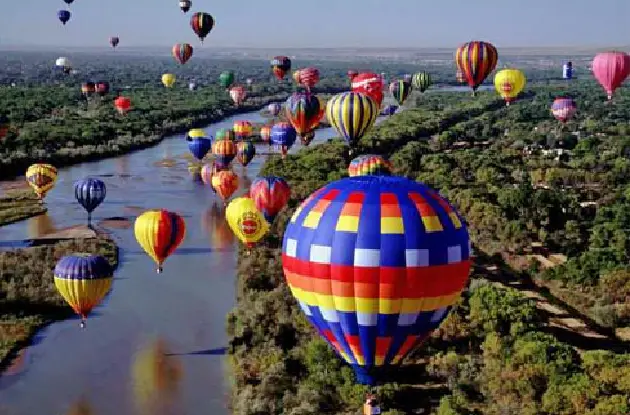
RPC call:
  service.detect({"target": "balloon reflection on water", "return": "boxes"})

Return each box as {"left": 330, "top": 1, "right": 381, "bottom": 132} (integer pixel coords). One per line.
{"left": 65, "top": 396, "right": 95, "bottom": 415}
{"left": 27, "top": 213, "right": 57, "bottom": 238}
{"left": 131, "top": 338, "right": 183, "bottom": 415}
{"left": 202, "top": 203, "right": 235, "bottom": 250}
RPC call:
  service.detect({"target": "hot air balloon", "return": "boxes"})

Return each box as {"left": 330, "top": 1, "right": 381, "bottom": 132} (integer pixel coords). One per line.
{"left": 300, "top": 129, "right": 316, "bottom": 147}
{"left": 172, "top": 43, "right": 193, "bottom": 65}
{"left": 212, "top": 138, "right": 237, "bottom": 165}
{"left": 55, "top": 57, "right": 71, "bottom": 74}
{"left": 249, "top": 176, "right": 291, "bottom": 223}
{"left": 95, "top": 81, "right": 110, "bottom": 97}
{"left": 110, "top": 37, "right": 120, "bottom": 48}
{"left": 282, "top": 176, "right": 471, "bottom": 385}
{"left": 58, "top": 10, "right": 71, "bottom": 25}
{"left": 351, "top": 72, "right": 384, "bottom": 108}
{"left": 114, "top": 96, "right": 131, "bottom": 115}
{"left": 246, "top": 78, "right": 253, "bottom": 86}
{"left": 326, "top": 92, "right": 378, "bottom": 147}
{"left": 389, "top": 80, "right": 412, "bottom": 105}
{"left": 179, "top": 0, "right": 192, "bottom": 13}
{"left": 270, "top": 122, "right": 297, "bottom": 157}
{"left": 226, "top": 197, "right": 270, "bottom": 248}
{"left": 189, "top": 82, "right": 197, "bottom": 91}
{"left": 233, "top": 121, "right": 253, "bottom": 140}
{"left": 347, "top": 70, "right": 358, "bottom": 81}
{"left": 215, "top": 128, "right": 235, "bottom": 142}
{"left": 229, "top": 86, "right": 247, "bottom": 106}
{"left": 380, "top": 104, "right": 398, "bottom": 116}
{"left": 292, "top": 70, "right": 301, "bottom": 85}
{"left": 285, "top": 92, "right": 325, "bottom": 138}
{"left": 259, "top": 125, "right": 272, "bottom": 144}
{"left": 26, "top": 163, "right": 57, "bottom": 199}
{"left": 494, "top": 69, "right": 526, "bottom": 106}
{"left": 190, "top": 12, "right": 214, "bottom": 42}
{"left": 81, "top": 82, "right": 96, "bottom": 97}
{"left": 455, "top": 41, "right": 498, "bottom": 94}
{"left": 592, "top": 51, "right": 630, "bottom": 100}
{"left": 236, "top": 141, "right": 256, "bottom": 167}
{"left": 271, "top": 56, "right": 291, "bottom": 80}
{"left": 551, "top": 97, "right": 577, "bottom": 123}
{"left": 162, "top": 73, "right": 176, "bottom": 88}
{"left": 200, "top": 164, "right": 214, "bottom": 186}
{"left": 54, "top": 254, "right": 114, "bottom": 328}
{"left": 0, "top": 115, "right": 10, "bottom": 140}
{"left": 411, "top": 72, "right": 431, "bottom": 93}
{"left": 188, "top": 137, "right": 212, "bottom": 161}
{"left": 186, "top": 128, "right": 206, "bottom": 141}
{"left": 562, "top": 61, "right": 573, "bottom": 80}
{"left": 74, "top": 178, "right": 107, "bottom": 223}
{"left": 267, "top": 102, "right": 282, "bottom": 117}
{"left": 134, "top": 210, "right": 186, "bottom": 273}
{"left": 219, "top": 71, "right": 235, "bottom": 88}
{"left": 212, "top": 170, "right": 239, "bottom": 204}
{"left": 348, "top": 154, "right": 393, "bottom": 177}
{"left": 63, "top": 0, "right": 74, "bottom": 4}
{"left": 295, "top": 67, "right": 320, "bottom": 91}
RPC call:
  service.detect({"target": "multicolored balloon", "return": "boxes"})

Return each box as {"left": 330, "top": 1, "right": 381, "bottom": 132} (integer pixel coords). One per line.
{"left": 74, "top": 178, "right": 107, "bottom": 223}
{"left": 285, "top": 92, "right": 325, "bottom": 137}
{"left": 326, "top": 92, "right": 378, "bottom": 146}
{"left": 226, "top": 197, "right": 270, "bottom": 248}
{"left": 592, "top": 51, "right": 630, "bottom": 100}
{"left": 212, "top": 170, "right": 239, "bottom": 203}
{"left": 81, "top": 82, "right": 96, "bottom": 97}
{"left": 270, "top": 122, "right": 297, "bottom": 157}
{"left": 348, "top": 155, "right": 393, "bottom": 177}
{"left": 551, "top": 97, "right": 577, "bottom": 123}
{"left": 54, "top": 254, "right": 113, "bottom": 328}
{"left": 455, "top": 41, "right": 498, "bottom": 94}
{"left": 233, "top": 121, "right": 253, "bottom": 140}
{"left": 58, "top": 10, "right": 71, "bottom": 25}
{"left": 267, "top": 102, "right": 282, "bottom": 117}
{"left": 95, "top": 81, "right": 110, "bottom": 97}
{"left": 172, "top": 43, "right": 193, "bottom": 65}
{"left": 295, "top": 67, "right": 320, "bottom": 90}
{"left": 229, "top": 86, "right": 247, "bottom": 106}
{"left": 271, "top": 56, "right": 291, "bottom": 80}
{"left": 179, "top": 0, "right": 192, "bottom": 13}
{"left": 190, "top": 12, "right": 214, "bottom": 42}
{"left": 562, "top": 61, "right": 573, "bottom": 80}
{"left": 236, "top": 141, "right": 256, "bottom": 167}
{"left": 411, "top": 72, "right": 431, "bottom": 93}
{"left": 26, "top": 163, "right": 57, "bottom": 199}
{"left": 493, "top": 69, "right": 526, "bottom": 106}
{"left": 281, "top": 176, "right": 471, "bottom": 384}
{"left": 215, "top": 128, "right": 235, "bottom": 142}
{"left": 250, "top": 176, "right": 291, "bottom": 223}
{"left": 389, "top": 80, "right": 412, "bottom": 105}
{"left": 347, "top": 70, "right": 358, "bottom": 81}
{"left": 259, "top": 125, "right": 272, "bottom": 144}
{"left": 134, "top": 210, "right": 186, "bottom": 273}
{"left": 212, "top": 139, "right": 237, "bottom": 166}
{"left": 300, "top": 129, "right": 316, "bottom": 147}
{"left": 351, "top": 72, "right": 384, "bottom": 108}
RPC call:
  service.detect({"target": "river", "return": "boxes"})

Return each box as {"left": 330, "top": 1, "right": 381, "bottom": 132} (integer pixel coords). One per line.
{"left": 0, "top": 85, "right": 482, "bottom": 415}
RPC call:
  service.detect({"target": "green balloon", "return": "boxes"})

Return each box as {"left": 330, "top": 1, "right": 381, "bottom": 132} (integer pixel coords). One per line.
{"left": 219, "top": 71, "right": 235, "bottom": 88}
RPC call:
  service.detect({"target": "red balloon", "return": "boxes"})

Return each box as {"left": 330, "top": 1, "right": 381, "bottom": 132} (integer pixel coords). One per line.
{"left": 592, "top": 51, "right": 630, "bottom": 100}
{"left": 296, "top": 67, "right": 320, "bottom": 89}
{"left": 114, "top": 96, "right": 131, "bottom": 114}
{"left": 351, "top": 72, "right": 384, "bottom": 108}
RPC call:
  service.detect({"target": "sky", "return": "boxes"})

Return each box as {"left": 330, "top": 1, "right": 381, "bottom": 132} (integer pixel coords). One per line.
{"left": 0, "top": 0, "right": 628, "bottom": 49}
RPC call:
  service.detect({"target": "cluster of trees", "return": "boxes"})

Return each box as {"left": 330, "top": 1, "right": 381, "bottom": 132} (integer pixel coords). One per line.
{"left": 227, "top": 72, "right": 630, "bottom": 414}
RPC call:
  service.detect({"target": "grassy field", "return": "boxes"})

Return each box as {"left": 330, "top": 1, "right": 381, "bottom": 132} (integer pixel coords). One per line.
{"left": 0, "top": 189, "right": 46, "bottom": 226}
{"left": 0, "top": 237, "right": 118, "bottom": 371}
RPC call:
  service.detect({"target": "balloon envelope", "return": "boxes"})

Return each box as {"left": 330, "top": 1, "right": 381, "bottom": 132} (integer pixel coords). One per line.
{"left": 134, "top": 210, "right": 186, "bottom": 273}
{"left": 250, "top": 176, "right": 291, "bottom": 223}
{"left": 74, "top": 178, "right": 107, "bottom": 215}
{"left": 226, "top": 197, "right": 270, "bottom": 247}
{"left": 592, "top": 51, "right": 630, "bottom": 100}
{"left": 348, "top": 155, "right": 392, "bottom": 177}
{"left": 493, "top": 69, "right": 526, "bottom": 105}
{"left": 26, "top": 163, "right": 57, "bottom": 199}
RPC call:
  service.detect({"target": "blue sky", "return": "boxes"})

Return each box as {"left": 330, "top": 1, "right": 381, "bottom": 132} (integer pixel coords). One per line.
{"left": 0, "top": 0, "right": 628, "bottom": 48}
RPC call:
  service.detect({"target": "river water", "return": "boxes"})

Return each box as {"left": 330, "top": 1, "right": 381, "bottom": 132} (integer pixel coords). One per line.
{"left": 0, "top": 85, "right": 478, "bottom": 415}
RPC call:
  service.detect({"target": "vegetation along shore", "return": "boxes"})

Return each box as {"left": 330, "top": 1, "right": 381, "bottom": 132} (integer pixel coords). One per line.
{"left": 227, "top": 82, "right": 630, "bottom": 415}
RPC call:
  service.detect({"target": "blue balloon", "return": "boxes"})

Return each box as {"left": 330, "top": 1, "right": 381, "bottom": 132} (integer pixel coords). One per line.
{"left": 74, "top": 178, "right": 106, "bottom": 222}
{"left": 381, "top": 105, "right": 398, "bottom": 116}
{"left": 188, "top": 137, "right": 212, "bottom": 161}
{"left": 58, "top": 10, "right": 71, "bottom": 25}
{"left": 270, "top": 122, "right": 297, "bottom": 154}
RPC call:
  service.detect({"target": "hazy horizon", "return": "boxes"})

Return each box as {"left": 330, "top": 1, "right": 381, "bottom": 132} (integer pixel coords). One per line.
{"left": 0, "top": 0, "right": 627, "bottom": 49}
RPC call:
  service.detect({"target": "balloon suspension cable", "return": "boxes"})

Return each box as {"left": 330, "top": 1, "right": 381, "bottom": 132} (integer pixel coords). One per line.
{"left": 157, "top": 266, "right": 163, "bottom": 274}
{"left": 80, "top": 317, "right": 86, "bottom": 329}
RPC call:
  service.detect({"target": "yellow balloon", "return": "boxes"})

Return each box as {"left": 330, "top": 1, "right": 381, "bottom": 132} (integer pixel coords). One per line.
{"left": 134, "top": 210, "right": 186, "bottom": 273}
{"left": 494, "top": 69, "right": 526, "bottom": 105}
{"left": 162, "top": 73, "right": 176, "bottom": 88}
{"left": 225, "top": 197, "right": 269, "bottom": 248}
{"left": 25, "top": 163, "right": 57, "bottom": 199}
{"left": 187, "top": 128, "right": 206, "bottom": 139}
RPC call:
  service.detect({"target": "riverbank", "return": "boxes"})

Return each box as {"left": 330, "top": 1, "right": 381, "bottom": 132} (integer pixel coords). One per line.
{"left": 0, "top": 235, "right": 119, "bottom": 373}
{"left": 227, "top": 86, "right": 630, "bottom": 414}
{"left": 0, "top": 189, "right": 46, "bottom": 226}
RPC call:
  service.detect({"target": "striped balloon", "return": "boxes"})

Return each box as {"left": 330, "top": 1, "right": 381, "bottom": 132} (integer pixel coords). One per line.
{"left": 282, "top": 176, "right": 471, "bottom": 384}
{"left": 455, "top": 41, "right": 498, "bottom": 93}
{"left": 271, "top": 56, "right": 291, "bottom": 80}
{"left": 134, "top": 210, "right": 186, "bottom": 273}
{"left": 172, "top": 43, "right": 193, "bottom": 65}
{"left": 190, "top": 12, "right": 214, "bottom": 42}
{"left": 267, "top": 102, "right": 282, "bottom": 117}
{"left": 285, "top": 92, "right": 325, "bottom": 137}
{"left": 200, "top": 164, "right": 214, "bottom": 186}
{"left": 270, "top": 122, "right": 297, "bottom": 157}
{"left": 389, "top": 80, "right": 412, "bottom": 105}
{"left": 211, "top": 170, "right": 239, "bottom": 203}
{"left": 348, "top": 155, "right": 392, "bottom": 177}
{"left": 26, "top": 163, "right": 57, "bottom": 199}
{"left": 325, "top": 92, "right": 378, "bottom": 146}
{"left": 74, "top": 178, "right": 106, "bottom": 222}
{"left": 259, "top": 125, "right": 272, "bottom": 144}
{"left": 212, "top": 139, "right": 237, "bottom": 166}
{"left": 296, "top": 67, "right": 320, "bottom": 90}
{"left": 215, "top": 128, "right": 235, "bottom": 142}
{"left": 411, "top": 72, "right": 431, "bottom": 92}
{"left": 236, "top": 141, "right": 256, "bottom": 167}
{"left": 233, "top": 121, "right": 253, "bottom": 140}
{"left": 54, "top": 254, "right": 113, "bottom": 327}
{"left": 250, "top": 176, "right": 291, "bottom": 223}
{"left": 551, "top": 97, "right": 577, "bottom": 123}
